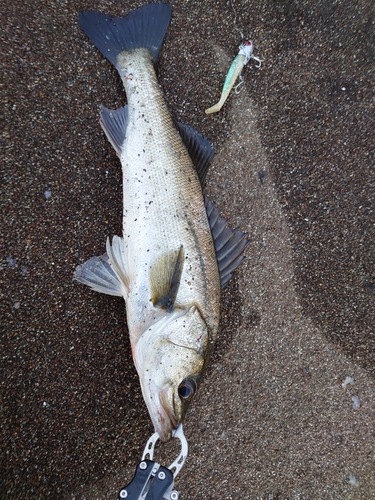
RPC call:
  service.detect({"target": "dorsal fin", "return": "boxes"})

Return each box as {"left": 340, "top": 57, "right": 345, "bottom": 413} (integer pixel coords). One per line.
{"left": 150, "top": 246, "right": 185, "bottom": 311}
{"left": 205, "top": 196, "right": 249, "bottom": 288}
{"left": 176, "top": 122, "right": 214, "bottom": 185}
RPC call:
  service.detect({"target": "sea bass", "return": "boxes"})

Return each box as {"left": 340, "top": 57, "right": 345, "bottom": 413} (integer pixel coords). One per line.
{"left": 75, "top": 3, "right": 248, "bottom": 441}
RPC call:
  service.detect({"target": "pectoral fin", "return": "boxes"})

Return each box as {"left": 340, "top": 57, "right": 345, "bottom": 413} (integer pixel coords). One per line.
{"left": 150, "top": 246, "right": 184, "bottom": 311}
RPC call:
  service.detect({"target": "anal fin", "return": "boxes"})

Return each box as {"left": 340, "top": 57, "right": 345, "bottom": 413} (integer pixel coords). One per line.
{"left": 100, "top": 105, "right": 129, "bottom": 157}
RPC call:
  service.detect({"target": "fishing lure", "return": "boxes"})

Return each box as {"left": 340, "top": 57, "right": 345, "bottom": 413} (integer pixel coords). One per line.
{"left": 205, "top": 41, "right": 261, "bottom": 115}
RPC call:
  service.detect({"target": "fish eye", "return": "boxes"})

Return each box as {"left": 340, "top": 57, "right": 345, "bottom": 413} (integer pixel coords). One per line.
{"left": 178, "top": 378, "right": 196, "bottom": 401}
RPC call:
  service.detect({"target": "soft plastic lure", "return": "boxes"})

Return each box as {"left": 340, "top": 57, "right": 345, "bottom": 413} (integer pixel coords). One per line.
{"left": 205, "top": 41, "right": 261, "bottom": 115}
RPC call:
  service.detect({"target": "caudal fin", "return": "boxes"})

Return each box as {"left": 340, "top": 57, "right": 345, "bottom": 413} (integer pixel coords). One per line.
{"left": 78, "top": 3, "right": 172, "bottom": 70}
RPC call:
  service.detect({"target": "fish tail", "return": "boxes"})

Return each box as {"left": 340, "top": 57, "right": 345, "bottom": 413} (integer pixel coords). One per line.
{"left": 78, "top": 3, "right": 172, "bottom": 70}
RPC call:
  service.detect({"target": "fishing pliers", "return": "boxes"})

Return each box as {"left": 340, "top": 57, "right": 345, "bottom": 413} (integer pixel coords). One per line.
{"left": 118, "top": 425, "right": 188, "bottom": 500}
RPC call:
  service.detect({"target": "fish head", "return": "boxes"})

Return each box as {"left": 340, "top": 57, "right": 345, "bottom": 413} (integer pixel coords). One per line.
{"left": 134, "top": 305, "right": 212, "bottom": 441}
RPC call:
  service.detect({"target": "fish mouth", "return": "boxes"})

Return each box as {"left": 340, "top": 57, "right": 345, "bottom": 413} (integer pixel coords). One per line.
{"left": 145, "top": 383, "right": 179, "bottom": 441}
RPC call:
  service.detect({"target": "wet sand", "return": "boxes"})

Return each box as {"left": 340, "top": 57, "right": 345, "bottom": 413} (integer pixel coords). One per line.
{"left": 2, "top": 1, "right": 374, "bottom": 498}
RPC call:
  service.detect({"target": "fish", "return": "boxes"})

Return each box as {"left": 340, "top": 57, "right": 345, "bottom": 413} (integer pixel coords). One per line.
{"left": 75, "top": 2, "right": 249, "bottom": 441}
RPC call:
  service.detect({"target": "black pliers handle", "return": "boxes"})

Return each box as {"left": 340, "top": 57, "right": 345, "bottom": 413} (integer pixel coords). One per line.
{"left": 118, "top": 425, "right": 188, "bottom": 500}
